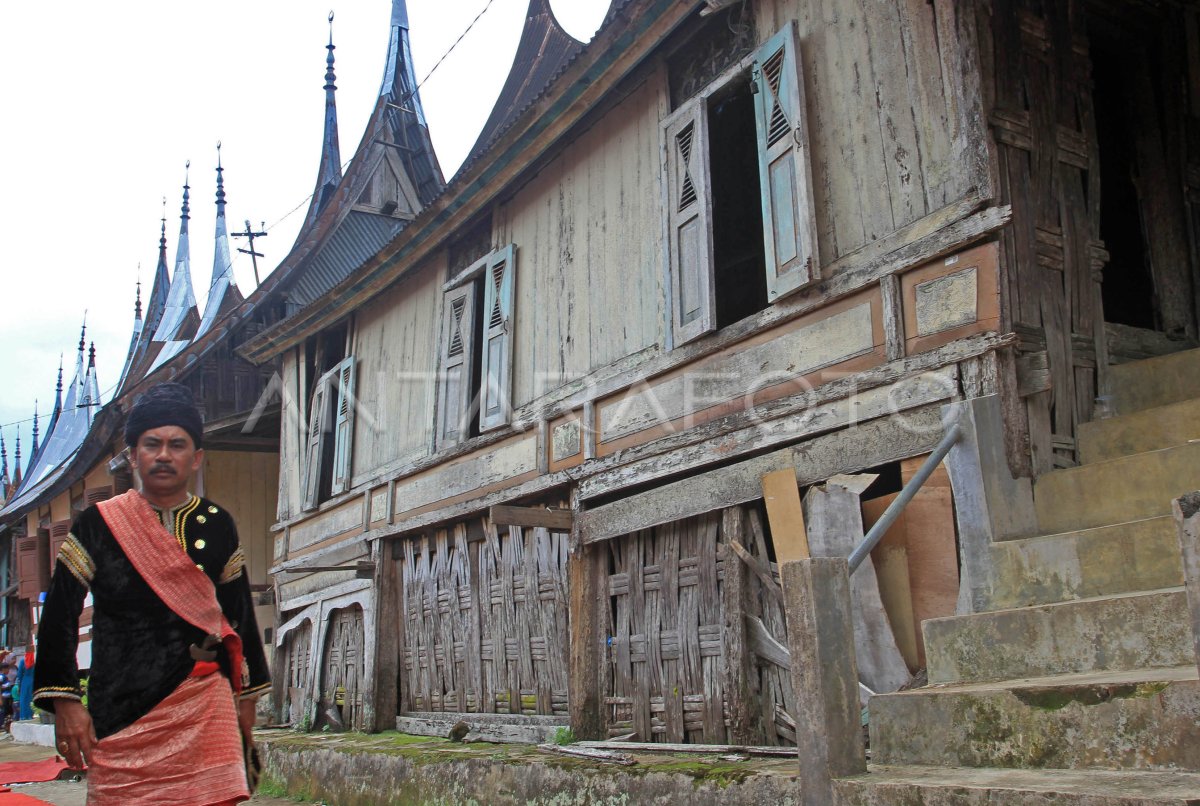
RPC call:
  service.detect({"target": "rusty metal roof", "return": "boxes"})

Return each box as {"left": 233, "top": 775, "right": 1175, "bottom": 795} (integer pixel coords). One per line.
{"left": 457, "top": 0, "right": 584, "bottom": 179}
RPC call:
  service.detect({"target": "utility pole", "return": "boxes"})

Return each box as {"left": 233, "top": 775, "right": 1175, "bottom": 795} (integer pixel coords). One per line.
{"left": 231, "top": 219, "right": 268, "bottom": 287}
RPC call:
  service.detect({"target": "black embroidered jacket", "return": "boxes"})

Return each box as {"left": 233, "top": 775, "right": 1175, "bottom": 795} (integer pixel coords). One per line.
{"left": 32, "top": 495, "right": 271, "bottom": 739}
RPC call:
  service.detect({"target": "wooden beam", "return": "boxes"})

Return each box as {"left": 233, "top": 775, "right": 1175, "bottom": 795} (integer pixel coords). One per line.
{"left": 489, "top": 505, "right": 574, "bottom": 531}
{"left": 578, "top": 404, "right": 946, "bottom": 544}
{"left": 577, "top": 741, "right": 797, "bottom": 757}
{"left": 761, "top": 469, "right": 811, "bottom": 563}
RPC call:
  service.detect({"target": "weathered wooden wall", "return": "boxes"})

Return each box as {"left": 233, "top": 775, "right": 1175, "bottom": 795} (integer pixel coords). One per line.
{"left": 757, "top": 0, "right": 985, "bottom": 263}
{"left": 350, "top": 257, "right": 444, "bottom": 484}
{"left": 277, "top": 351, "right": 304, "bottom": 524}
{"left": 497, "top": 76, "right": 666, "bottom": 409}
{"left": 202, "top": 449, "right": 280, "bottom": 586}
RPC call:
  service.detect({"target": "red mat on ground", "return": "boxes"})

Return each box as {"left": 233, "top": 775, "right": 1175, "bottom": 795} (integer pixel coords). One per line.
{"left": 0, "top": 757, "right": 68, "bottom": 785}
{"left": 0, "top": 792, "right": 57, "bottom": 805}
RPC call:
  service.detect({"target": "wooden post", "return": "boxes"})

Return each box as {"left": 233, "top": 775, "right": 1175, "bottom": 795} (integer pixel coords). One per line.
{"left": 803, "top": 481, "right": 909, "bottom": 696}
{"left": 568, "top": 507, "right": 606, "bottom": 740}
{"left": 720, "top": 506, "right": 757, "bottom": 744}
{"left": 1172, "top": 491, "right": 1200, "bottom": 674}
{"left": 366, "top": 539, "right": 401, "bottom": 733}
{"left": 781, "top": 557, "right": 866, "bottom": 806}
{"left": 942, "top": 395, "right": 1036, "bottom": 613}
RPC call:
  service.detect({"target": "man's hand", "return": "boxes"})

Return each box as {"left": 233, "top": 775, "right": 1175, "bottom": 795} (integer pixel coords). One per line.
{"left": 53, "top": 700, "right": 96, "bottom": 770}
{"left": 237, "top": 697, "right": 257, "bottom": 743}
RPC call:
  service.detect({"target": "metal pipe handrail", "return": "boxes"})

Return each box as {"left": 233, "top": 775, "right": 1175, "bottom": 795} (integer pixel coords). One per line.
{"left": 846, "top": 422, "right": 962, "bottom": 574}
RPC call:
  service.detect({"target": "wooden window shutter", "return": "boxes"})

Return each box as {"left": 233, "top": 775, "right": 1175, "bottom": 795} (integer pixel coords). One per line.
{"left": 48, "top": 520, "right": 71, "bottom": 575}
{"left": 663, "top": 101, "right": 716, "bottom": 345}
{"left": 479, "top": 245, "right": 516, "bottom": 432}
{"left": 437, "top": 282, "right": 477, "bottom": 448}
{"left": 330, "top": 357, "right": 356, "bottom": 496}
{"left": 753, "top": 22, "right": 820, "bottom": 301}
{"left": 85, "top": 486, "right": 113, "bottom": 507}
{"left": 301, "top": 375, "right": 330, "bottom": 511}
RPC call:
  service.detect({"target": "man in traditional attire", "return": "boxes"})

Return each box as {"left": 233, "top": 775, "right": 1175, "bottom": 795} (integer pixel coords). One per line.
{"left": 33, "top": 383, "right": 270, "bottom": 805}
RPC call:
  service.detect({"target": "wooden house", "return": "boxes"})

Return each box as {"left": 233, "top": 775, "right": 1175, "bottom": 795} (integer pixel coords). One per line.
{"left": 240, "top": 0, "right": 1200, "bottom": 742}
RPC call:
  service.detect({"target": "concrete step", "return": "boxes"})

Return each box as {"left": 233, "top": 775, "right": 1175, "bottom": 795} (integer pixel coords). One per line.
{"left": 1078, "top": 398, "right": 1200, "bottom": 464}
{"left": 1034, "top": 442, "right": 1200, "bottom": 534}
{"left": 924, "top": 588, "right": 1190, "bottom": 685}
{"left": 987, "top": 516, "right": 1182, "bottom": 610}
{"left": 1109, "top": 347, "right": 1200, "bottom": 415}
{"left": 869, "top": 667, "right": 1200, "bottom": 772}
{"left": 836, "top": 765, "right": 1200, "bottom": 805}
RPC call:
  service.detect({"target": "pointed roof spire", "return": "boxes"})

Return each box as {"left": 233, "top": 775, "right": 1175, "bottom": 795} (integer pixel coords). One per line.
{"left": 0, "top": 430, "right": 9, "bottom": 502}
{"left": 117, "top": 278, "right": 145, "bottom": 393}
{"left": 82, "top": 342, "right": 101, "bottom": 426}
{"left": 379, "top": 0, "right": 444, "bottom": 204}
{"left": 197, "top": 142, "right": 244, "bottom": 339}
{"left": 301, "top": 11, "right": 344, "bottom": 230}
{"left": 152, "top": 165, "right": 200, "bottom": 343}
{"left": 52, "top": 356, "right": 64, "bottom": 420}
{"left": 29, "top": 402, "right": 39, "bottom": 465}
{"left": 463, "top": 0, "right": 583, "bottom": 172}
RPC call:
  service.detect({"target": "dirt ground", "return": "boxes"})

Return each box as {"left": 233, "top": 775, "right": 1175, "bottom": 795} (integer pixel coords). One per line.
{"left": 0, "top": 734, "right": 320, "bottom": 805}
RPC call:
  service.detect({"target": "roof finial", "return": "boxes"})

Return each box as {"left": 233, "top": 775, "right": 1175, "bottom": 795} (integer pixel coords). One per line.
{"left": 88, "top": 342, "right": 96, "bottom": 369}
{"left": 14, "top": 431, "right": 20, "bottom": 469}
{"left": 181, "top": 161, "right": 191, "bottom": 224}
{"left": 135, "top": 268, "right": 143, "bottom": 319}
{"left": 215, "top": 141, "right": 227, "bottom": 216}
{"left": 78, "top": 315, "right": 87, "bottom": 356}
{"left": 30, "top": 402, "right": 39, "bottom": 459}
{"left": 325, "top": 11, "right": 337, "bottom": 93}
{"left": 53, "top": 355, "right": 64, "bottom": 417}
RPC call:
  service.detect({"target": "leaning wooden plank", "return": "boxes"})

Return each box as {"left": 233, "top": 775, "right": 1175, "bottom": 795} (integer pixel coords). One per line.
{"left": 489, "top": 504, "right": 574, "bottom": 531}
{"left": 729, "top": 540, "right": 784, "bottom": 603}
{"left": 761, "top": 469, "right": 811, "bottom": 562}
{"left": 576, "top": 741, "right": 797, "bottom": 757}
{"left": 804, "top": 481, "right": 910, "bottom": 697}
{"left": 579, "top": 404, "right": 946, "bottom": 543}
{"left": 746, "top": 614, "right": 792, "bottom": 671}
{"left": 536, "top": 744, "right": 637, "bottom": 765}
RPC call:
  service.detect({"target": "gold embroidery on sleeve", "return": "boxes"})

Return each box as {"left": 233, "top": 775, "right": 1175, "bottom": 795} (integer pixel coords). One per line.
{"left": 58, "top": 534, "right": 95, "bottom": 585}
{"left": 219, "top": 546, "right": 246, "bottom": 584}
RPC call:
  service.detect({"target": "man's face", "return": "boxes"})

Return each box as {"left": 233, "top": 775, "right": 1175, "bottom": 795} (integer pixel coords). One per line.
{"left": 130, "top": 425, "right": 204, "bottom": 503}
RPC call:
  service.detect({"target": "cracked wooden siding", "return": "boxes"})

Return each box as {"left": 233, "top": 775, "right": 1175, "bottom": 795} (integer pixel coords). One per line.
{"left": 498, "top": 75, "right": 666, "bottom": 410}
{"left": 757, "top": 0, "right": 984, "bottom": 264}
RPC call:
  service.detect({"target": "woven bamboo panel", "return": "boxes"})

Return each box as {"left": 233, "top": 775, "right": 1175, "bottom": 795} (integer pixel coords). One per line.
{"left": 398, "top": 516, "right": 570, "bottom": 717}
{"left": 605, "top": 503, "right": 796, "bottom": 745}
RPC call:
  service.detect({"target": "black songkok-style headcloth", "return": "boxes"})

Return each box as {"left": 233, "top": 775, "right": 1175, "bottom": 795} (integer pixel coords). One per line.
{"left": 124, "top": 382, "right": 203, "bottom": 449}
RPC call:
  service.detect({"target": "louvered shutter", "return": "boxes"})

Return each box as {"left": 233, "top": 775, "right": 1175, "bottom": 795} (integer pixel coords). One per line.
{"left": 437, "top": 282, "right": 477, "bottom": 448}
{"left": 663, "top": 101, "right": 716, "bottom": 345}
{"left": 48, "top": 520, "right": 71, "bottom": 575}
{"left": 301, "top": 377, "right": 329, "bottom": 511}
{"left": 330, "top": 357, "right": 356, "bottom": 495}
{"left": 753, "top": 23, "right": 820, "bottom": 301}
{"left": 479, "top": 245, "right": 516, "bottom": 432}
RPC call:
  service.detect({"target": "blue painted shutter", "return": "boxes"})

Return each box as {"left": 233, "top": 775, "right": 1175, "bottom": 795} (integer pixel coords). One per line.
{"left": 437, "top": 282, "right": 477, "bottom": 448}
{"left": 664, "top": 102, "right": 715, "bottom": 345}
{"left": 754, "top": 23, "right": 820, "bottom": 300}
{"left": 479, "top": 244, "right": 516, "bottom": 431}
{"left": 330, "top": 356, "right": 356, "bottom": 495}
{"left": 302, "top": 377, "right": 329, "bottom": 511}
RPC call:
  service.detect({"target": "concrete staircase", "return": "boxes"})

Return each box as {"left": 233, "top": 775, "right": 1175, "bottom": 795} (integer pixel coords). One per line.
{"left": 837, "top": 348, "right": 1200, "bottom": 805}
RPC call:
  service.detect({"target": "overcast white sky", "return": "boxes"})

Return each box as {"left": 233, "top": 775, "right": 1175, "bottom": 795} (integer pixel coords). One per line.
{"left": 0, "top": 0, "right": 609, "bottom": 475}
